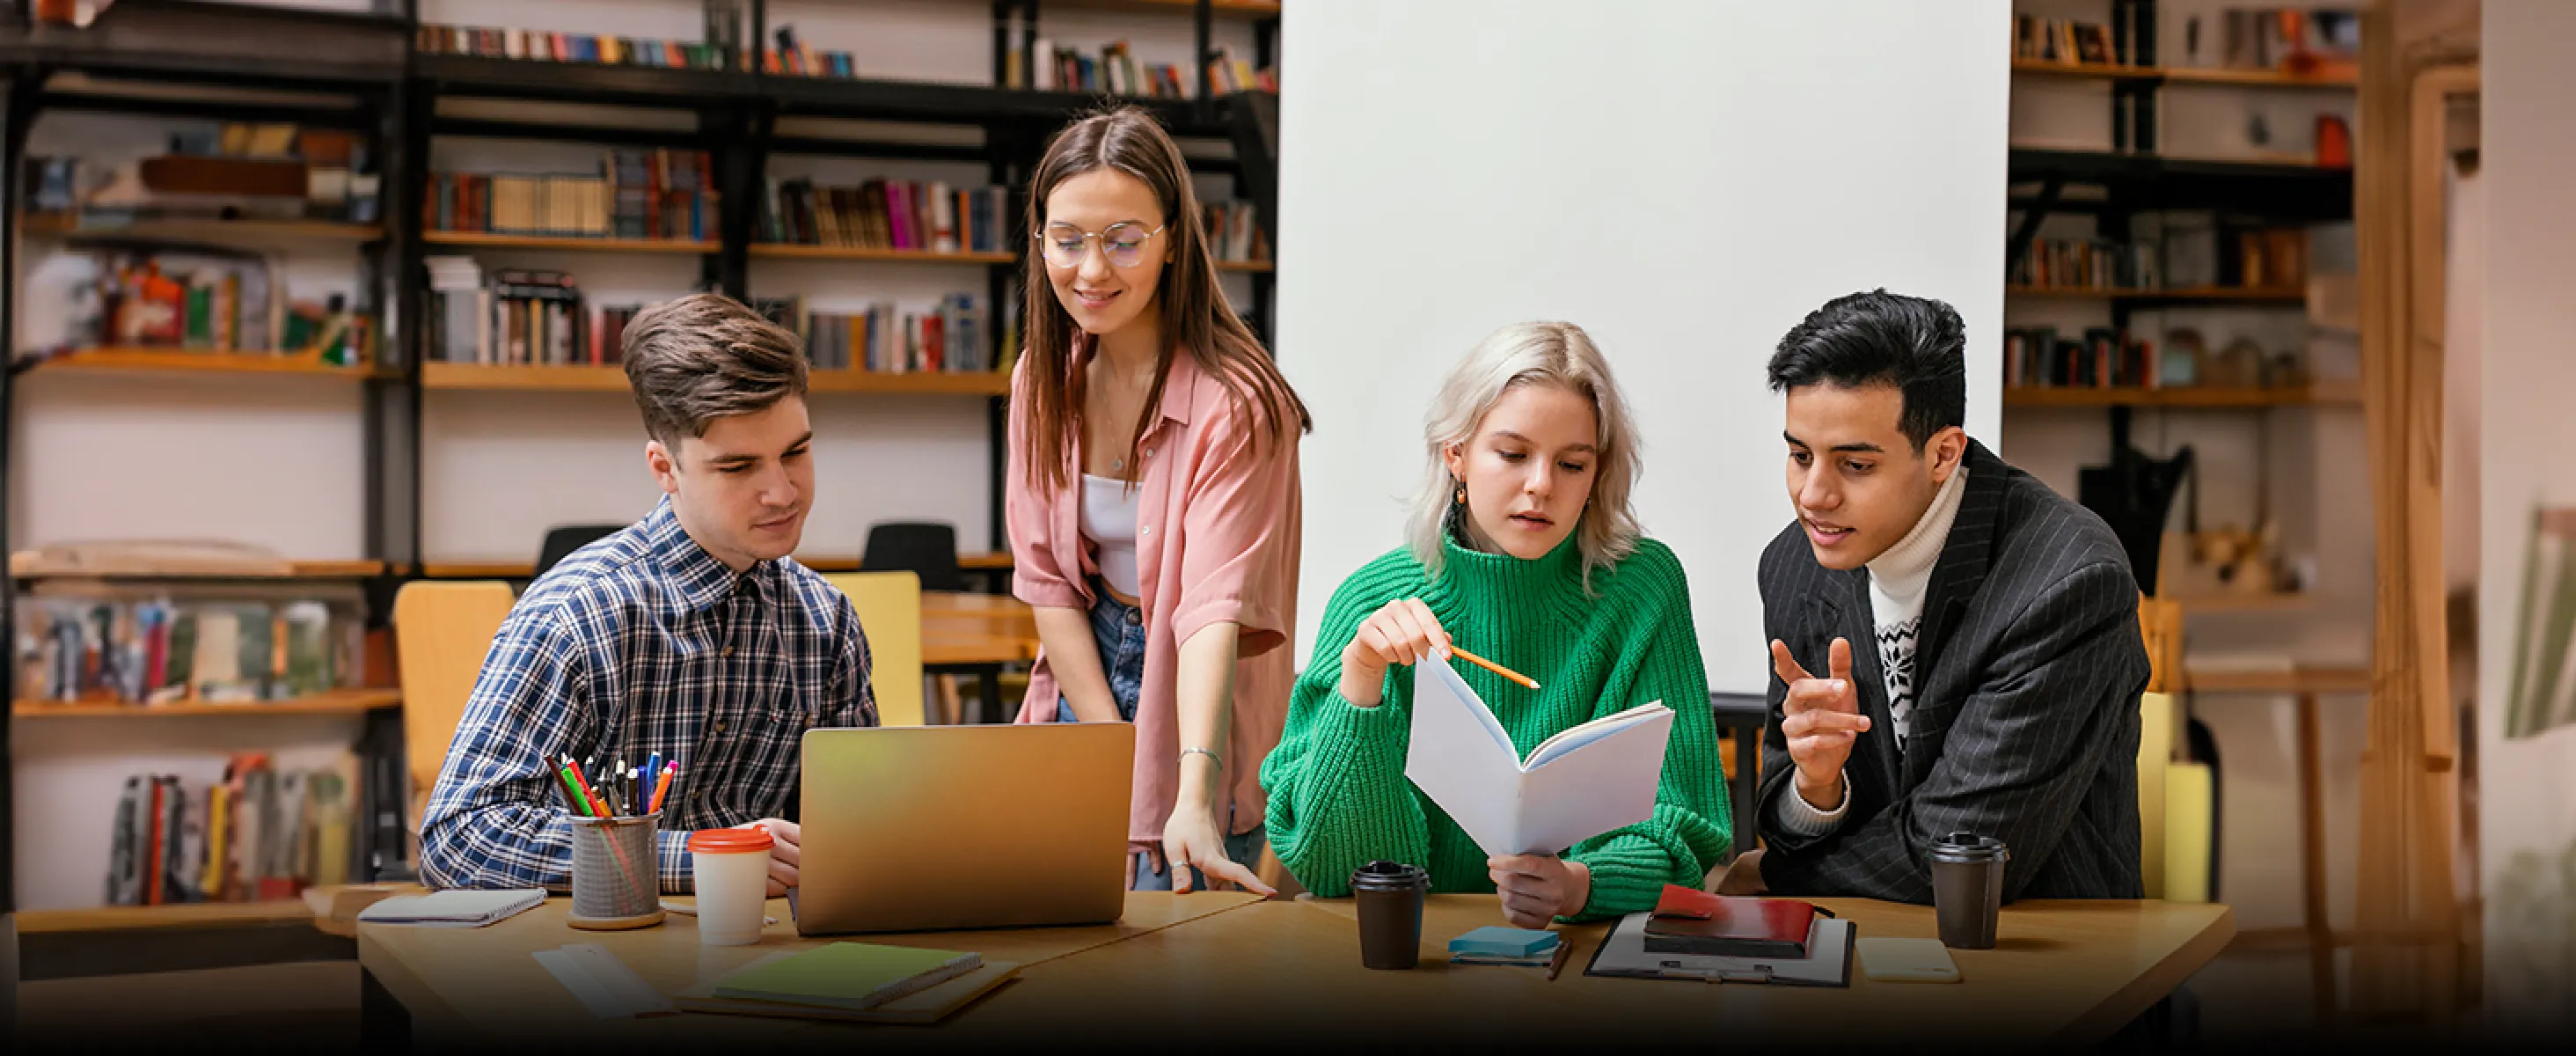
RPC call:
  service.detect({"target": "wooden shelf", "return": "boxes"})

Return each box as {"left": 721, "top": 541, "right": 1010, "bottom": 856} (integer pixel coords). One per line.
{"left": 12, "top": 689, "right": 401, "bottom": 719}
{"left": 422, "top": 362, "right": 1007, "bottom": 396}
{"left": 750, "top": 243, "right": 1014, "bottom": 264}
{"left": 1045, "top": 0, "right": 1282, "bottom": 16}
{"left": 2006, "top": 285, "right": 2307, "bottom": 305}
{"left": 2186, "top": 667, "right": 2372, "bottom": 695}
{"left": 2160, "top": 66, "right": 2358, "bottom": 89}
{"left": 17, "top": 899, "right": 316, "bottom": 935}
{"left": 22, "top": 348, "right": 381, "bottom": 378}
{"left": 2009, "top": 59, "right": 2357, "bottom": 90}
{"left": 422, "top": 554, "right": 1010, "bottom": 578}
{"left": 2002, "top": 384, "right": 2360, "bottom": 409}
{"left": 1215, "top": 260, "right": 1274, "bottom": 273}
{"left": 23, "top": 213, "right": 385, "bottom": 242}
{"left": 421, "top": 231, "right": 717, "bottom": 253}
{"left": 2010, "top": 59, "right": 2163, "bottom": 82}
{"left": 11, "top": 554, "right": 386, "bottom": 580}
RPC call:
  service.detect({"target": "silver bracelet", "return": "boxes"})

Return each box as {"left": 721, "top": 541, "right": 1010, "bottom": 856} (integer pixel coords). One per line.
{"left": 1179, "top": 746, "right": 1224, "bottom": 771}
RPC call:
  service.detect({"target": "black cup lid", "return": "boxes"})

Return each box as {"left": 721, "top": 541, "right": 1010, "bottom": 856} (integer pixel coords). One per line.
{"left": 1928, "top": 832, "right": 2009, "bottom": 862}
{"left": 1350, "top": 859, "right": 1430, "bottom": 889}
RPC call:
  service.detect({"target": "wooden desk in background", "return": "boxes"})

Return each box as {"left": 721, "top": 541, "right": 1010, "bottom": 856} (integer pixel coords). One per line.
{"left": 357, "top": 891, "right": 2228, "bottom": 1046}
{"left": 920, "top": 591, "right": 1039, "bottom": 722}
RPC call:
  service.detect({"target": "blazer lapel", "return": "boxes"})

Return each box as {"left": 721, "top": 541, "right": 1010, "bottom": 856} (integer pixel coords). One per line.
{"left": 1916, "top": 442, "right": 2009, "bottom": 675}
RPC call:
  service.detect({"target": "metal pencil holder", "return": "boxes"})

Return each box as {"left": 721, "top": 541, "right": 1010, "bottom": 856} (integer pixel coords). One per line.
{"left": 567, "top": 811, "right": 665, "bottom": 930}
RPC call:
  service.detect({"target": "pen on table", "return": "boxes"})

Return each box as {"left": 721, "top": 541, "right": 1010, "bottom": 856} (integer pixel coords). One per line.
{"left": 1449, "top": 645, "right": 1541, "bottom": 690}
{"left": 1546, "top": 935, "right": 1571, "bottom": 981}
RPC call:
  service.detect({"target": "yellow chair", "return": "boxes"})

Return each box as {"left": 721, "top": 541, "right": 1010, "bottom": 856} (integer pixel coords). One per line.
{"left": 2138, "top": 598, "right": 2214, "bottom": 903}
{"left": 823, "top": 571, "right": 925, "bottom": 727}
{"left": 392, "top": 581, "right": 517, "bottom": 834}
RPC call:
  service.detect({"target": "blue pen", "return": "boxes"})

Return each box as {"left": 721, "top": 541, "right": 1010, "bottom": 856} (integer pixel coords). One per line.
{"left": 646, "top": 752, "right": 662, "bottom": 797}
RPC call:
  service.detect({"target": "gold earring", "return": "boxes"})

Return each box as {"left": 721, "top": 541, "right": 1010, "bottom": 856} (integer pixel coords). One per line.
{"left": 1453, "top": 479, "right": 1467, "bottom": 505}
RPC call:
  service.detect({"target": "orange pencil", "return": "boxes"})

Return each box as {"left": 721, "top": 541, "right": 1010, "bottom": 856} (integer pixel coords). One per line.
{"left": 1450, "top": 645, "right": 1540, "bottom": 691}
{"left": 648, "top": 761, "right": 677, "bottom": 814}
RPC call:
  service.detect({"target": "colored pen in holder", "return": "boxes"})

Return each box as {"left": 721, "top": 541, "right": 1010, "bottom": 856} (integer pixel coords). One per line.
{"left": 567, "top": 810, "right": 665, "bottom": 930}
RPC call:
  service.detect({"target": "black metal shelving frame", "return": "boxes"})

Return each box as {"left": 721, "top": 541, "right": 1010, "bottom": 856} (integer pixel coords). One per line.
{"left": 0, "top": 0, "right": 1280, "bottom": 925}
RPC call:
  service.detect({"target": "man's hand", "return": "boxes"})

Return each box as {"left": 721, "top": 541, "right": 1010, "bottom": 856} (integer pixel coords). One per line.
{"left": 1715, "top": 847, "right": 1768, "bottom": 896}
{"left": 1489, "top": 854, "right": 1590, "bottom": 928}
{"left": 747, "top": 818, "right": 801, "bottom": 897}
{"left": 1771, "top": 638, "right": 1870, "bottom": 811}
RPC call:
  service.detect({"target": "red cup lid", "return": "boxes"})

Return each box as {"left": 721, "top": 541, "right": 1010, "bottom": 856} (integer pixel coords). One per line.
{"left": 687, "top": 826, "right": 774, "bottom": 854}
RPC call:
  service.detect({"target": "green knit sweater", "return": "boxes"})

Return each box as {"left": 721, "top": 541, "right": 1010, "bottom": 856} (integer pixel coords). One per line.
{"left": 1261, "top": 531, "right": 1732, "bottom": 920}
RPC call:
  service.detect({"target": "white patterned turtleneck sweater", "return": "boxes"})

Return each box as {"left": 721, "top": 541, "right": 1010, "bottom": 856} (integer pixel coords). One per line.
{"left": 1777, "top": 464, "right": 1968, "bottom": 833}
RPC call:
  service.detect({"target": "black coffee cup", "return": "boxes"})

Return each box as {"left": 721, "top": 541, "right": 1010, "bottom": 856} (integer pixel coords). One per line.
{"left": 1350, "top": 860, "right": 1431, "bottom": 970}
{"left": 1928, "top": 832, "right": 2009, "bottom": 950}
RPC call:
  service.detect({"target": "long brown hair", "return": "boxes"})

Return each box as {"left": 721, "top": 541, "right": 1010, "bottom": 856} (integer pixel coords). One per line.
{"left": 1018, "top": 106, "right": 1309, "bottom": 492}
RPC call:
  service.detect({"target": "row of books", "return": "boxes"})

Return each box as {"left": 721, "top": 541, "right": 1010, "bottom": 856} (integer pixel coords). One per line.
{"left": 762, "top": 24, "right": 860, "bottom": 78}
{"left": 758, "top": 295, "right": 999, "bottom": 376}
{"left": 1011, "top": 40, "right": 1273, "bottom": 97}
{"left": 424, "top": 259, "right": 640, "bottom": 368}
{"left": 2206, "top": 8, "right": 2362, "bottom": 72}
{"left": 414, "top": 23, "right": 740, "bottom": 71}
{"left": 2003, "top": 326, "right": 2298, "bottom": 392}
{"left": 2013, "top": 237, "right": 2158, "bottom": 292}
{"left": 107, "top": 754, "right": 357, "bottom": 907}
{"left": 63, "top": 249, "right": 373, "bottom": 363}
{"left": 759, "top": 179, "right": 1012, "bottom": 255}
{"left": 1204, "top": 202, "right": 1267, "bottom": 265}
{"left": 2014, "top": 15, "right": 2122, "bottom": 67}
{"left": 15, "top": 597, "right": 355, "bottom": 706}
{"left": 428, "top": 150, "right": 718, "bottom": 242}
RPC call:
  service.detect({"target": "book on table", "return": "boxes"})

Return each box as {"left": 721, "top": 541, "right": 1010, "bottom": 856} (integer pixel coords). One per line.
{"left": 1403, "top": 659, "right": 1674, "bottom": 856}
{"left": 711, "top": 942, "right": 984, "bottom": 1012}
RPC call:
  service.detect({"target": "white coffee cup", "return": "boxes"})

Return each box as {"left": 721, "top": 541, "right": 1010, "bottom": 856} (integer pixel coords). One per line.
{"left": 686, "top": 826, "right": 774, "bottom": 945}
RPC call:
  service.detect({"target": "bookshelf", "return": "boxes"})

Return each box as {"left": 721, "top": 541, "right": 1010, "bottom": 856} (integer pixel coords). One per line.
{"left": 2007, "top": 285, "right": 2306, "bottom": 305}
{"left": 22, "top": 214, "right": 387, "bottom": 243}
{"left": 2009, "top": 59, "right": 2357, "bottom": 89}
{"left": 2002, "top": 384, "right": 2360, "bottom": 409}
{"left": 421, "top": 363, "right": 1009, "bottom": 396}
{"left": 421, "top": 231, "right": 718, "bottom": 254}
{"left": 16, "top": 898, "right": 315, "bottom": 935}
{"left": 747, "top": 244, "right": 1016, "bottom": 265}
{"left": 13, "top": 689, "right": 403, "bottom": 720}
{"left": 22, "top": 348, "right": 380, "bottom": 378}
{"left": 9, "top": 554, "right": 388, "bottom": 579}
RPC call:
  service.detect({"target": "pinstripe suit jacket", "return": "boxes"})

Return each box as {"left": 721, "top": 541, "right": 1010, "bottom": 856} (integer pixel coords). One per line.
{"left": 1754, "top": 442, "right": 2147, "bottom": 902}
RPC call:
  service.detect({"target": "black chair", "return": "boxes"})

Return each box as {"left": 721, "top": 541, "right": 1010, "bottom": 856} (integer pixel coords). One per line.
{"left": 533, "top": 524, "right": 624, "bottom": 581}
{"left": 860, "top": 522, "right": 964, "bottom": 592}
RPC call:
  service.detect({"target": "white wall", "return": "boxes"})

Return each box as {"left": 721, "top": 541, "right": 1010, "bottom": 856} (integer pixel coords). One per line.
{"left": 2479, "top": 0, "right": 2576, "bottom": 1035}
{"left": 1278, "top": 0, "right": 2009, "bottom": 693}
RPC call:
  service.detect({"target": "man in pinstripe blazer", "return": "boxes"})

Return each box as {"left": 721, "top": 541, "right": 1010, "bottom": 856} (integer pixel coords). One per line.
{"left": 1730, "top": 290, "right": 2147, "bottom": 903}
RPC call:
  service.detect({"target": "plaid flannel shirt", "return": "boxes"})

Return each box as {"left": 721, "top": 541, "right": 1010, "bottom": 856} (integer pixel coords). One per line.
{"left": 420, "top": 498, "right": 875, "bottom": 892}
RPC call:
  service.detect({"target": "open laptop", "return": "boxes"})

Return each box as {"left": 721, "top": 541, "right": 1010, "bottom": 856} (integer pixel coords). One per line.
{"left": 789, "top": 722, "right": 1134, "bottom": 935}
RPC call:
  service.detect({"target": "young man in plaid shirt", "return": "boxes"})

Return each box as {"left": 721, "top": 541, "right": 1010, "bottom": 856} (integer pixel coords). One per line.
{"left": 421, "top": 293, "right": 876, "bottom": 896}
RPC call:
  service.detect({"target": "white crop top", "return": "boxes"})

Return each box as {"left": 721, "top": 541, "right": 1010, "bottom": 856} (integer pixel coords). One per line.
{"left": 1079, "top": 473, "right": 1143, "bottom": 598}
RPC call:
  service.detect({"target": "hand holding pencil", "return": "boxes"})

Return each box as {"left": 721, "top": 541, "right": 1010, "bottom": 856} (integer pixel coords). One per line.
{"left": 1339, "top": 598, "right": 1540, "bottom": 709}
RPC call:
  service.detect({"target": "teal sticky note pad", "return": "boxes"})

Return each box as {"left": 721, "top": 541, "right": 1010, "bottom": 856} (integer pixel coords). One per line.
{"left": 1449, "top": 926, "right": 1561, "bottom": 958}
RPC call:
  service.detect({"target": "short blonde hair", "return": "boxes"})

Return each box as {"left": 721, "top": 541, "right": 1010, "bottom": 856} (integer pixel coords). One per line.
{"left": 1408, "top": 321, "right": 1643, "bottom": 589}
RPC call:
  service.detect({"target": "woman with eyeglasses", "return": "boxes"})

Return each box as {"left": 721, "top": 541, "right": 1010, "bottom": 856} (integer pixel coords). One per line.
{"left": 1004, "top": 106, "right": 1310, "bottom": 895}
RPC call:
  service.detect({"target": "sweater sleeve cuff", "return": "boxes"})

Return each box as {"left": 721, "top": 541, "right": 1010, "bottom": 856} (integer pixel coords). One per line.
{"left": 1570, "top": 838, "right": 1687, "bottom": 920}
{"left": 1773, "top": 767, "right": 1852, "bottom": 838}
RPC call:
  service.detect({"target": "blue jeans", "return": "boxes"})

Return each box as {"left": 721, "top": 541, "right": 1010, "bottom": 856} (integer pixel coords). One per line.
{"left": 1057, "top": 583, "right": 1270, "bottom": 891}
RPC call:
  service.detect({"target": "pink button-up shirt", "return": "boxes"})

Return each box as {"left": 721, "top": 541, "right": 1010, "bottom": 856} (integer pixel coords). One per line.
{"left": 1006, "top": 346, "right": 1302, "bottom": 850}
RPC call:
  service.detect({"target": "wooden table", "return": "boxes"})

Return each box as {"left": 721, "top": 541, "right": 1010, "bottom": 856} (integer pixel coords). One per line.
{"left": 918, "top": 591, "right": 1040, "bottom": 722}
{"left": 357, "top": 891, "right": 1261, "bottom": 1048}
{"left": 359, "top": 891, "right": 2229, "bottom": 1046}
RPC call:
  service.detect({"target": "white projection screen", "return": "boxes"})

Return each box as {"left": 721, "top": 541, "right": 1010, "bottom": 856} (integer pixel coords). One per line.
{"left": 1276, "top": 0, "right": 2009, "bottom": 694}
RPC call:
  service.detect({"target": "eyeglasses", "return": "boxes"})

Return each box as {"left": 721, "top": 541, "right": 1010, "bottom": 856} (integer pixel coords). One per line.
{"left": 1035, "top": 222, "right": 1167, "bottom": 269}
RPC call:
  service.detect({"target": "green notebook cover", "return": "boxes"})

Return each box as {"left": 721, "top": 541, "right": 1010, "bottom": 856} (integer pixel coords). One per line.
{"left": 711, "top": 943, "right": 983, "bottom": 1011}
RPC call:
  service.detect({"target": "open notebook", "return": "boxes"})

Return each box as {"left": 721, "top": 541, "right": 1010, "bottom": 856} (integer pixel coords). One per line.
{"left": 1403, "top": 659, "right": 1674, "bottom": 855}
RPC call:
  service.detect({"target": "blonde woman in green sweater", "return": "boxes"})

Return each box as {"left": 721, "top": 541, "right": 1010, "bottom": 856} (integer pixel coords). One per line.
{"left": 1262, "top": 321, "right": 1731, "bottom": 928}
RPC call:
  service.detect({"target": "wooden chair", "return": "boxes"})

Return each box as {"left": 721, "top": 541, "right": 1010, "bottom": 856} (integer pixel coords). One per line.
{"left": 2137, "top": 596, "right": 2214, "bottom": 903}
{"left": 823, "top": 571, "right": 926, "bottom": 727}
{"left": 392, "top": 581, "right": 517, "bottom": 837}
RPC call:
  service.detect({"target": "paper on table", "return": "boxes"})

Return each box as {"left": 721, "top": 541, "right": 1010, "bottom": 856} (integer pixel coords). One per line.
{"left": 533, "top": 942, "right": 676, "bottom": 1018}
{"left": 1402, "top": 660, "right": 1673, "bottom": 855}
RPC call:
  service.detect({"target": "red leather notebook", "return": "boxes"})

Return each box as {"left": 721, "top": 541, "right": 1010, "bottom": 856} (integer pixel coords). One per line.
{"left": 1641, "top": 884, "right": 1834, "bottom": 958}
